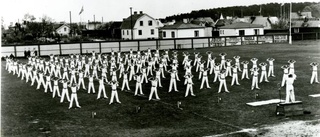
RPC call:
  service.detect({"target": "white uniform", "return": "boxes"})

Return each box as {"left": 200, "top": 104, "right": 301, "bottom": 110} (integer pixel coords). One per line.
{"left": 281, "top": 65, "right": 289, "bottom": 87}
{"left": 134, "top": 74, "right": 144, "bottom": 95}
{"left": 121, "top": 72, "right": 131, "bottom": 91}
{"left": 310, "top": 62, "right": 319, "bottom": 84}
{"left": 87, "top": 76, "right": 96, "bottom": 94}
{"left": 259, "top": 63, "right": 269, "bottom": 83}
{"left": 97, "top": 78, "right": 108, "bottom": 99}
{"left": 168, "top": 70, "right": 178, "bottom": 92}
{"left": 149, "top": 78, "right": 160, "bottom": 100}
{"left": 44, "top": 75, "right": 53, "bottom": 93}
{"left": 52, "top": 79, "right": 61, "bottom": 98}
{"left": 288, "top": 60, "right": 296, "bottom": 74}
{"left": 77, "top": 71, "right": 86, "bottom": 90}
{"left": 109, "top": 81, "right": 121, "bottom": 104}
{"left": 285, "top": 74, "right": 297, "bottom": 103}
{"left": 267, "top": 58, "right": 275, "bottom": 77}
{"left": 220, "top": 53, "right": 227, "bottom": 69}
{"left": 69, "top": 85, "right": 81, "bottom": 109}
{"left": 200, "top": 69, "right": 211, "bottom": 89}
{"left": 218, "top": 71, "right": 229, "bottom": 93}
{"left": 241, "top": 61, "right": 250, "bottom": 80}
{"left": 60, "top": 81, "right": 71, "bottom": 103}
{"left": 231, "top": 66, "right": 240, "bottom": 86}
{"left": 213, "top": 64, "right": 221, "bottom": 82}
{"left": 250, "top": 68, "right": 260, "bottom": 90}
{"left": 184, "top": 75, "right": 195, "bottom": 97}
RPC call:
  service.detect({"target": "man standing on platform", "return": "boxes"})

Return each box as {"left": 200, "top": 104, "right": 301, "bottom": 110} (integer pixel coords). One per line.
{"left": 285, "top": 74, "right": 297, "bottom": 103}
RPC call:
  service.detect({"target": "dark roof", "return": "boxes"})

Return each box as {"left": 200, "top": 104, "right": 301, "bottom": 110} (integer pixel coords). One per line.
{"left": 161, "top": 22, "right": 205, "bottom": 30}
{"left": 120, "top": 14, "right": 146, "bottom": 29}
{"left": 219, "top": 22, "right": 264, "bottom": 29}
{"left": 214, "top": 19, "right": 233, "bottom": 27}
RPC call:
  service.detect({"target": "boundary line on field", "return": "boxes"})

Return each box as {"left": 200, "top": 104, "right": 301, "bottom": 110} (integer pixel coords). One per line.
{"left": 121, "top": 89, "right": 242, "bottom": 131}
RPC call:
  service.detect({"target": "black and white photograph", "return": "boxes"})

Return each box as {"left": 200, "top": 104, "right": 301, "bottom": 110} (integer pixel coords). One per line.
{"left": 1, "top": 0, "right": 320, "bottom": 136}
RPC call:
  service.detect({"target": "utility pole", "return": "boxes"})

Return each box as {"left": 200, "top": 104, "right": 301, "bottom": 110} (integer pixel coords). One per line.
{"left": 130, "top": 7, "right": 133, "bottom": 40}
{"left": 69, "top": 11, "right": 72, "bottom": 36}
{"left": 289, "top": 2, "right": 292, "bottom": 44}
{"left": 94, "top": 15, "right": 96, "bottom": 30}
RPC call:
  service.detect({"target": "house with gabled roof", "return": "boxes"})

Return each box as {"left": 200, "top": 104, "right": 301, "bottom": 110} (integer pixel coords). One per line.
{"left": 218, "top": 22, "right": 264, "bottom": 36}
{"left": 250, "top": 16, "right": 279, "bottom": 29}
{"left": 121, "top": 11, "right": 163, "bottom": 40}
{"left": 159, "top": 21, "right": 207, "bottom": 39}
{"left": 55, "top": 24, "right": 70, "bottom": 36}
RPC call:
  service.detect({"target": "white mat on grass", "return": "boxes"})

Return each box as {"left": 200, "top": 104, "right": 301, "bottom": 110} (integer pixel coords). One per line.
{"left": 309, "top": 94, "right": 320, "bottom": 97}
{"left": 246, "top": 99, "right": 285, "bottom": 106}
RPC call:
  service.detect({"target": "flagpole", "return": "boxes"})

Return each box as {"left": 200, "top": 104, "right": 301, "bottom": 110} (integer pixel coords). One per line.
{"left": 289, "top": 2, "right": 292, "bottom": 44}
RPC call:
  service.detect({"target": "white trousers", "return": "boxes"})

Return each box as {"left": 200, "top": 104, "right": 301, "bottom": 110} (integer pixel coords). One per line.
{"left": 60, "top": 89, "right": 70, "bottom": 103}
{"left": 69, "top": 93, "right": 80, "bottom": 108}
{"left": 149, "top": 87, "right": 160, "bottom": 100}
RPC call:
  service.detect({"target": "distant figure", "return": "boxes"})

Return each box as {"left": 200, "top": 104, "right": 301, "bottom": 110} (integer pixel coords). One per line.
{"left": 24, "top": 49, "right": 27, "bottom": 58}
{"left": 310, "top": 62, "right": 319, "bottom": 84}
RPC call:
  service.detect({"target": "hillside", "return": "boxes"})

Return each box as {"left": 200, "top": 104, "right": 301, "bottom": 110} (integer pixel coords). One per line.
{"left": 165, "top": 2, "right": 319, "bottom": 21}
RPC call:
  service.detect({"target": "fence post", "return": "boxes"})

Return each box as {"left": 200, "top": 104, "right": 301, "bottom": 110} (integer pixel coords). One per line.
{"left": 302, "top": 33, "right": 304, "bottom": 40}
{"left": 38, "top": 44, "right": 41, "bottom": 56}
{"left": 191, "top": 38, "right": 194, "bottom": 49}
{"left": 14, "top": 45, "right": 17, "bottom": 57}
{"left": 208, "top": 37, "right": 211, "bottom": 47}
{"left": 272, "top": 35, "right": 275, "bottom": 43}
{"left": 137, "top": 41, "right": 140, "bottom": 51}
{"left": 224, "top": 37, "right": 227, "bottom": 46}
{"left": 79, "top": 42, "right": 82, "bottom": 55}
{"left": 174, "top": 39, "right": 176, "bottom": 49}
{"left": 99, "top": 42, "right": 102, "bottom": 53}
{"left": 119, "top": 41, "right": 121, "bottom": 52}
{"left": 240, "top": 36, "right": 243, "bottom": 45}
{"left": 256, "top": 36, "right": 259, "bottom": 44}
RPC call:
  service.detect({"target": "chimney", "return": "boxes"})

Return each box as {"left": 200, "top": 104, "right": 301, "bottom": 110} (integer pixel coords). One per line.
{"left": 134, "top": 11, "right": 138, "bottom": 15}
{"left": 140, "top": 11, "right": 143, "bottom": 14}
{"left": 183, "top": 18, "right": 188, "bottom": 23}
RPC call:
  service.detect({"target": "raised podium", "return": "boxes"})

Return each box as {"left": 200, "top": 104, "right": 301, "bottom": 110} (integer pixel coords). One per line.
{"left": 275, "top": 101, "right": 304, "bottom": 116}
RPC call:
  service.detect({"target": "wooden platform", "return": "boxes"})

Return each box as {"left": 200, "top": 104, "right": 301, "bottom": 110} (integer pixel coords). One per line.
{"left": 275, "top": 101, "right": 304, "bottom": 116}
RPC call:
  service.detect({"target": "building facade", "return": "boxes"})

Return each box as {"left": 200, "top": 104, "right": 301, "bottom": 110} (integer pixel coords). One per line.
{"left": 160, "top": 22, "right": 206, "bottom": 39}
{"left": 218, "top": 22, "right": 264, "bottom": 36}
{"left": 121, "top": 11, "right": 163, "bottom": 40}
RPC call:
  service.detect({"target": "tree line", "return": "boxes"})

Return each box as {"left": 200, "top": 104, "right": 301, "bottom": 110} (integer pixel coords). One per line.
{"left": 164, "top": 2, "right": 319, "bottom": 22}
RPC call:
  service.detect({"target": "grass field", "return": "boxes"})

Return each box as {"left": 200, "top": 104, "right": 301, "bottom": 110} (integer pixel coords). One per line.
{"left": 1, "top": 40, "right": 320, "bottom": 137}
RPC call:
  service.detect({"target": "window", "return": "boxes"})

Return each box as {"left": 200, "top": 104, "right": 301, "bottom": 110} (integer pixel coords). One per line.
{"left": 138, "top": 30, "right": 142, "bottom": 35}
{"left": 151, "top": 29, "right": 154, "bottom": 35}
{"left": 140, "top": 21, "right": 143, "bottom": 26}
{"left": 239, "top": 30, "right": 245, "bottom": 36}
{"left": 64, "top": 27, "right": 67, "bottom": 32}
{"left": 127, "top": 30, "right": 129, "bottom": 35}
{"left": 294, "top": 28, "right": 299, "bottom": 33}
{"left": 171, "top": 31, "right": 175, "bottom": 38}
{"left": 254, "top": 29, "right": 259, "bottom": 35}
{"left": 163, "top": 31, "right": 166, "bottom": 37}
{"left": 148, "top": 20, "right": 153, "bottom": 26}
{"left": 194, "top": 30, "right": 199, "bottom": 37}
{"left": 220, "top": 30, "right": 224, "bottom": 35}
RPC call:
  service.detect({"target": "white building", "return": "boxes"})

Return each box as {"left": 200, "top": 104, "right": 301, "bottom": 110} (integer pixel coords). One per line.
{"left": 121, "top": 11, "right": 163, "bottom": 40}
{"left": 55, "top": 24, "right": 70, "bottom": 36}
{"left": 250, "top": 16, "right": 279, "bottom": 29}
{"left": 218, "top": 22, "right": 264, "bottom": 36}
{"left": 160, "top": 22, "right": 207, "bottom": 39}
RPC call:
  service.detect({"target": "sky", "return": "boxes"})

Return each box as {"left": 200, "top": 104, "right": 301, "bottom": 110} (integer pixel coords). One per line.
{"left": 1, "top": 0, "right": 318, "bottom": 27}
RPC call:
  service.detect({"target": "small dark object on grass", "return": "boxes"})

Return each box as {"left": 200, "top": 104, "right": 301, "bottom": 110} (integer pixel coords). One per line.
{"left": 136, "top": 106, "right": 141, "bottom": 113}
{"left": 304, "top": 111, "right": 311, "bottom": 114}
{"left": 91, "top": 111, "right": 97, "bottom": 118}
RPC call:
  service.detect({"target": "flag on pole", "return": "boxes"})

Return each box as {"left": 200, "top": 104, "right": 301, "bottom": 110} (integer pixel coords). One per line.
{"left": 79, "top": 6, "right": 84, "bottom": 15}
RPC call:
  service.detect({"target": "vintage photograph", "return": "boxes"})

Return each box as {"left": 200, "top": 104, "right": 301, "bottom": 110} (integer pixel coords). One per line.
{"left": 1, "top": 0, "right": 320, "bottom": 136}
